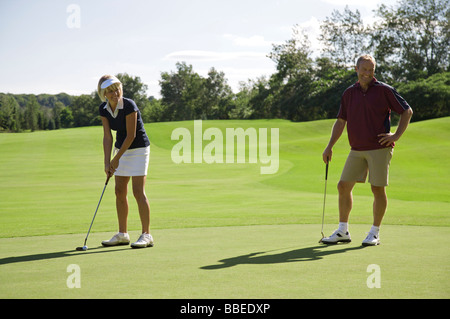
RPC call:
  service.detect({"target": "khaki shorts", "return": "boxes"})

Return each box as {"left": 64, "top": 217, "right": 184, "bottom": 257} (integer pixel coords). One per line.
{"left": 340, "top": 147, "right": 394, "bottom": 187}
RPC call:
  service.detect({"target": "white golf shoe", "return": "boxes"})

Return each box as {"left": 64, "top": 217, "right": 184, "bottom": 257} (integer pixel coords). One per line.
{"left": 362, "top": 232, "right": 380, "bottom": 246}
{"left": 131, "top": 233, "right": 154, "bottom": 248}
{"left": 101, "top": 232, "right": 130, "bottom": 246}
{"left": 320, "top": 229, "right": 352, "bottom": 244}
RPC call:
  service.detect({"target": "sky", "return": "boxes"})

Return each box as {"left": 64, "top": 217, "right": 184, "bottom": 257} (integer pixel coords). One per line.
{"left": 0, "top": 0, "right": 399, "bottom": 98}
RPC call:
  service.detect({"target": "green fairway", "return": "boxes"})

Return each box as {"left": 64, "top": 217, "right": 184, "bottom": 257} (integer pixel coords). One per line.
{"left": 0, "top": 118, "right": 449, "bottom": 298}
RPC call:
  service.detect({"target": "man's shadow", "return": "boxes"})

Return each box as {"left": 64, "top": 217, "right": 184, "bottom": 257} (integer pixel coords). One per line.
{"left": 201, "top": 244, "right": 365, "bottom": 270}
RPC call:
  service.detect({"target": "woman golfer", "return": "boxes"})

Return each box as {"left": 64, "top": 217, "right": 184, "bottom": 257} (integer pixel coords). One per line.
{"left": 97, "top": 75, "right": 153, "bottom": 248}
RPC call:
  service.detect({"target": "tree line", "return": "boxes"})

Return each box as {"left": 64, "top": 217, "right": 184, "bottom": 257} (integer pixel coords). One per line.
{"left": 1, "top": 0, "right": 448, "bottom": 132}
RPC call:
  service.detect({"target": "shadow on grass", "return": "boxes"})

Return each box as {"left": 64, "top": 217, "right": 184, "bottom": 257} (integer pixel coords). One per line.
{"left": 0, "top": 246, "right": 128, "bottom": 265}
{"left": 201, "top": 244, "right": 365, "bottom": 270}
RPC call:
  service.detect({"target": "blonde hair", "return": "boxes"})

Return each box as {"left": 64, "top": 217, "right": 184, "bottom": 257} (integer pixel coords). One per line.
{"left": 356, "top": 55, "right": 376, "bottom": 69}
{"left": 97, "top": 75, "right": 123, "bottom": 102}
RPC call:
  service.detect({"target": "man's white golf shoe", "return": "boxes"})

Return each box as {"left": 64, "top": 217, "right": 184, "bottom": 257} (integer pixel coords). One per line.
{"left": 362, "top": 232, "right": 380, "bottom": 246}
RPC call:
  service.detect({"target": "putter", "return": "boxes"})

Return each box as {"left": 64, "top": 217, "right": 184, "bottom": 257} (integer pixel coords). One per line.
{"left": 319, "top": 157, "right": 329, "bottom": 243}
{"left": 76, "top": 175, "right": 111, "bottom": 251}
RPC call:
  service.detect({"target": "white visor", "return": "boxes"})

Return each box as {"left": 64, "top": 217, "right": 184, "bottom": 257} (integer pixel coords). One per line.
{"left": 101, "top": 78, "right": 121, "bottom": 89}
{"left": 98, "top": 76, "right": 121, "bottom": 102}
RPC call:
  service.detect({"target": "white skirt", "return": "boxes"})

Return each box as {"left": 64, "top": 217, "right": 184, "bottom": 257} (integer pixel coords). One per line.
{"left": 113, "top": 146, "right": 150, "bottom": 176}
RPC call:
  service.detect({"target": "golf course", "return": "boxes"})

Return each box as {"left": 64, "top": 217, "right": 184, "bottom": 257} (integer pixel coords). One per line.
{"left": 0, "top": 117, "right": 449, "bottom": 299}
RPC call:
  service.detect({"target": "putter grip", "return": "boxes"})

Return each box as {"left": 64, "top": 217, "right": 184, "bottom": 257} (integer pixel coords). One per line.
{"left": 325, "top": 157, "right": 329, "bottom": 180}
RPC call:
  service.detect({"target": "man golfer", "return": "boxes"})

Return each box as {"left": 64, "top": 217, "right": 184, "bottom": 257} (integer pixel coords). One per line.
{"left": 322, "top": 55, "right": 413, "bottom": 246}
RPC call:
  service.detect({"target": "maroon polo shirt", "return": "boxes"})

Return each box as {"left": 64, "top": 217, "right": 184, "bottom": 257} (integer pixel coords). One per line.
{"left": 337, "top": 78, "right": 411, "bottom": 151}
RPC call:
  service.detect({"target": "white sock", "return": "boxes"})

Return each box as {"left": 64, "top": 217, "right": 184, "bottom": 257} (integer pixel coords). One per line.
{"left": 370, "top": 225, "right": 380, "bottom": 236}
{"left": 338, "top": 222, "right": 348, "bottom": 233}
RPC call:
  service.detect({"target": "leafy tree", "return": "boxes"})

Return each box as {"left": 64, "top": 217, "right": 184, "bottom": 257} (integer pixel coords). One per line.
{"left": 52, "top": 101, "right": 64, "bottom": 129}
{"left": 69, "top": 94, "right": 99, "bottom": 127}
{"left": 160, "top": 62, "right": 199, "bottom": 121}
{"left": 246, "top": 77, "right": 273, "bottom": 119}
{"left": 24, "top": 96, "right": 40, "bottom": 131}
{"left": 159, "top": 62, "right": 236, "bottom": 121}
{"left": 267, "top": 27, "right": 315, "bottom": 120}
{"left": 60, "top": 107, "right": 74, "bottom": 128}
{"left": 116, "top": 73, "right": 149, "bottom": 110}
{"left": 268, "top": 26, "right": 313, "bottom": 82}
{"left": 319, "top": 6, "right": 368, "bottom": 68}
{"left": 309, "top": 60, "right": 356, "bottom": 119}
{"left": 396, "top": 71, "right": 450, "bottom": 121}
{"left": 202, "top": 68, "right": 234, "bottom": 119}
{"left": 371, "top": 0, "right": 449, "bottom": 82}
{"left": 0, "top": 94, "right": 22, "bottom": 132}
{"left": 141, "top": 98, "right": 167, "bottom": 123}
{"left": 229, "top": 80, "right": 257, "bottom": 119}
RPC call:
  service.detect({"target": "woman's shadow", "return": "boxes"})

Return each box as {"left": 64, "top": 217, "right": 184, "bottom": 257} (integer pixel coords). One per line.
{"left": 201, "top": 244, "right": 365, "bottom": 270}
{"left": 0, "top": 246, "right": 127, "bottom": 266}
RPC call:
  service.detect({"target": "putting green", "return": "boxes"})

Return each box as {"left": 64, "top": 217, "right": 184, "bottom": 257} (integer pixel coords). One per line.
{"left": 0, "top": 224, "right": 448, "bottom": 299}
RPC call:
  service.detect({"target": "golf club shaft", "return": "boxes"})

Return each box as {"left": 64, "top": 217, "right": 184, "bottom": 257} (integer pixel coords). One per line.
{"left": 320, "top": 158, "right": 329, "bottom": 238}
{"left": 83, "top": 175, "right": 111, "bottom": 246}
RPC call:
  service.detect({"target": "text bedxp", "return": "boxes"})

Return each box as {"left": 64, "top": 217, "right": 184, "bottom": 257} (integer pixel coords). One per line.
{"left": 180, "top": 303, "right": 271, "bottom": 316}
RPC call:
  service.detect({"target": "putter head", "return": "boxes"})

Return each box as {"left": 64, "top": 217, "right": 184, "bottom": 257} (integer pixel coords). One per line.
{"left": 318, "top": 232, "right": 325, "bottom": 244}
{"left": 76, "top": 246, "right": 88, "bottom": 251}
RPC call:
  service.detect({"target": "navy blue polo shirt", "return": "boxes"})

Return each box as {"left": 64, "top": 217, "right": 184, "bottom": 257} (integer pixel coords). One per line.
{"left": 99, "top": 97, "right": 150, "bottom": 149}
{"left": 337, "top": 78, "right": 410, "bottom": 151}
